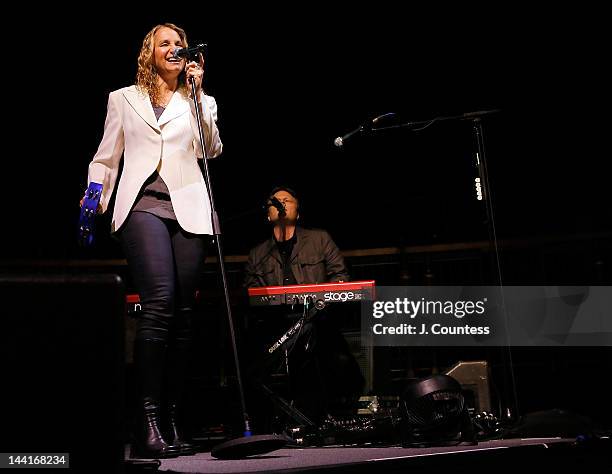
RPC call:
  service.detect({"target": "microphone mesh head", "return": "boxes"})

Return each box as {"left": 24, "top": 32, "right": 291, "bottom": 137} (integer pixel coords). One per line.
{"left": 334, "top": 137, "right": 343, "bottom": 147}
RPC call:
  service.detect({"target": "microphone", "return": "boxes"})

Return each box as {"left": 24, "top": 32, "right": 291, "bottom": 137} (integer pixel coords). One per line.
{"left": 266, "top": 196, "right": 286, "bottom": 217}
{"left": 334, "top": 112, "right": 396, "bottom": 147}
{"left": 372, "top": 112, "right": 396, "bottom": 124}
{"left": 334, "top": 125, "right": 363, "bottom": 148}
{"left": 172, "top": 43, "right": 208, "bottom": 61}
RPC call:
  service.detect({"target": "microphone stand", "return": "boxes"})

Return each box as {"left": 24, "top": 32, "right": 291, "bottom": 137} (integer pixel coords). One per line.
{"left": 470, "top": 115, "right": 520, "bottom": 425}
{"left": 188, "top": 77, "right": 287, "bottom": 458}
{"left": 370, "top": 109, "right": 503, "bottom": 277}
{"left": 278, "top": 213, "right": 287, "bottom": 242}
{"left": 372, "top": 108, "right": 519, "bottom": 421}
{"left": 371, "top": 109, "right": 502, "bottom": 275}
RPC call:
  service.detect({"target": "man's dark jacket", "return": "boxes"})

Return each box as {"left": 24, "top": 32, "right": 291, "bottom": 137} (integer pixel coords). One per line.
{"left": 244, "top": 227, "right": 349, "bottom": 287}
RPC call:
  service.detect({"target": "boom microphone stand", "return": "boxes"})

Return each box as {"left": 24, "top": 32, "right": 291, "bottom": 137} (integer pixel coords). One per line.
{"left": 347, "top": 109, "right": 519, "bottom": 421}
{"left": 188, "top": 76, "right": 287, "bottom": 459}
{"left": 365, "top": 109, "right": 504, "bottom": 280}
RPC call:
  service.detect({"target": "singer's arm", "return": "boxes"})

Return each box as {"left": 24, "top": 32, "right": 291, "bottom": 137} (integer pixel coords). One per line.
{"left": 87, "top": 91, "right": 125, "bottom": 214}
{"left": 189, "top": 93, "right": 223, "bottom": 160}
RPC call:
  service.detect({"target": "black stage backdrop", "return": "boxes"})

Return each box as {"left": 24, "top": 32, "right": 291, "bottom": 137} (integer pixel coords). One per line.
{"left": 2, "top": 5, "right": 612, "bottom": 444}
{"left": 5, "top": 6, "right": 610, "bottom": 259}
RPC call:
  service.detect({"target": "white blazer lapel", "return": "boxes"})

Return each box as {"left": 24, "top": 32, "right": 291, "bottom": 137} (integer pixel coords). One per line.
{"left": 157, "top": 92, "right": 189, "bottom": 128}
{"left": 122, "top": 87, "right": 160, "bottom": 133}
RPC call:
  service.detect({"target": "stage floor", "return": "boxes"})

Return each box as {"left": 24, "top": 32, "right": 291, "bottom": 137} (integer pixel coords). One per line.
{"left": 125, "top": 437, "right": 610, "bottom": 473}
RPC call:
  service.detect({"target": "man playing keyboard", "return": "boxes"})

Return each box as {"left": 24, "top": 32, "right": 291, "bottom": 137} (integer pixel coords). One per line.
{"left": 244, "top": 186, "right": 349, "bottom": 287}
{"left": 244, "top": 186, "right": 363, "bottom": 426}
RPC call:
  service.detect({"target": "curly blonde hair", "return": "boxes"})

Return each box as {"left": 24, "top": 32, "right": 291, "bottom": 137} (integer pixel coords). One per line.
{"left": 136, "top": 23, "right": 189, "bottom": 106}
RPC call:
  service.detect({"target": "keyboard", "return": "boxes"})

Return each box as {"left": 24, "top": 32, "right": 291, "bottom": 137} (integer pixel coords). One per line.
{"left": 247, "top": 280, "right": 375, "bottom": 306}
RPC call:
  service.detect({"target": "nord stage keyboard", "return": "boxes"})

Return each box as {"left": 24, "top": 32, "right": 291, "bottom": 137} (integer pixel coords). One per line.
{"left": 248, "top": 280, "right": 375, "bottom": 307}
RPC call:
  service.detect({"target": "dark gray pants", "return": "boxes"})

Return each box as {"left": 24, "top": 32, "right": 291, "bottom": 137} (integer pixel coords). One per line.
{"left": 120, "top": 211, "right": 209, "bottom": 404}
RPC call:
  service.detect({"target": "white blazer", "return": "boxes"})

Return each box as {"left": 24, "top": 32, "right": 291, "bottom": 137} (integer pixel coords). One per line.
{"left": 87, "top": 85, "right": 223, "bottom": 234}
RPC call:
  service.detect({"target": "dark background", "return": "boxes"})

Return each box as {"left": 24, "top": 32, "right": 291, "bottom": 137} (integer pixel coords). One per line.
{"left": 4, "top": 6, "right": 610, "bottom": 259}
{"left": 3, "top": 5, "right": 611, "bottom": 440}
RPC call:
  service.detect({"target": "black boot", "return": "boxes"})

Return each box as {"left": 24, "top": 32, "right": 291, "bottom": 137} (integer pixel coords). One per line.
{"left": 167, "top": 403, "right": 196, "bottom": 455}
{"left": 165, "top": 312, "right": 197, "bottom": 455}
{"left": 131, "top": 339, "right": 180, "bottom": 459}
{"left": 131, "top": 398, "right": 180, "bottom": 458}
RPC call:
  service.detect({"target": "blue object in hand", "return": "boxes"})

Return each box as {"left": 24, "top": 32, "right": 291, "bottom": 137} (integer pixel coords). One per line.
{"left": 79, "top": 182, "right": 103, "bottom": 247}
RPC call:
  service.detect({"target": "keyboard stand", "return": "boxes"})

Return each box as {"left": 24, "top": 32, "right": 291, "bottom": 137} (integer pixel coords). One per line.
{"left": 266, "top": 302, "right": 320, "bottom": 357}
{"left": 256, "top": 379, "right": 316, "bottom": 427}
{"left": 251, "top": 298, "right": 323, "bottom": 429}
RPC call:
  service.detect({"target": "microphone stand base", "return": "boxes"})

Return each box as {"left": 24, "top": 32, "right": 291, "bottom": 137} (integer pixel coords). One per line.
{"left": 210, "top": 434, "right": 289, "bottom": 459}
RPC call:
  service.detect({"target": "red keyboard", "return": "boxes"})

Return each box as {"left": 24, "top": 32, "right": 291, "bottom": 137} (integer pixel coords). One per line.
{"left": 248, "top": 280, "right": 375, "bottom": 306}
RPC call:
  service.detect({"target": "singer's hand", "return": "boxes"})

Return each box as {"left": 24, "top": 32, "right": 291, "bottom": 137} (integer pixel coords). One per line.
{"left": 185, "top": 53, "right": 205, "bottom": 96}
{"left": 79, "top": 197, "right": 102, "bottom": 214}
